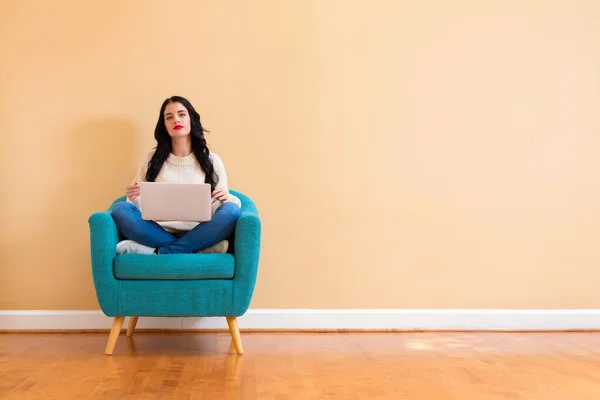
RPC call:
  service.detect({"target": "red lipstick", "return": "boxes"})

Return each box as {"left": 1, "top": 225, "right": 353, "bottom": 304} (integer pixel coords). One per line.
{"left": 174, "top": 124, "right": 183, "bottom": 130}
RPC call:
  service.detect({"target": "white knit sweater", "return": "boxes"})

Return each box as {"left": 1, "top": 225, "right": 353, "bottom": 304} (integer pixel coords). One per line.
{"left": 127, "top": 150, "right": 241, "bottom": 234}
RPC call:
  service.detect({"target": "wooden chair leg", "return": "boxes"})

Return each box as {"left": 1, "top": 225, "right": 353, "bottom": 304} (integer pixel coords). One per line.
{"left": 105, "top": 316, "right": 125, "bottom": 355}
{"left": 226, "top": 316, "right": 244, "bottom": 355}
{"left": 127, "top": 317, "right": 139, "bottom": 337}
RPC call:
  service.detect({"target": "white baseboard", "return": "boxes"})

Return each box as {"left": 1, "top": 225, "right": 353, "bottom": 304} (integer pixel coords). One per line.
{"left": 1, "top": 309, "right": 600, "bottom": 331}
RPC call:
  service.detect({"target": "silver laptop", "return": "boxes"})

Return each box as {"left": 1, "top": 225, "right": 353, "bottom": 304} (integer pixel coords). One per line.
{"left": 139, "top": 182, "right": 212, "bottom": 222}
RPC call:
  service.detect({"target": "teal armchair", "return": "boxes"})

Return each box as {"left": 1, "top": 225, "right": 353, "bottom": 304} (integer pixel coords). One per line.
{"left": 88, "top": 190, "right": 261, "bottom": 355}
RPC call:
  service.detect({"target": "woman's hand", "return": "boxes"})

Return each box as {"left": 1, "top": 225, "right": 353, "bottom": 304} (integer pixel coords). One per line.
{"left": 126, "top": 182, "right": 140, "bottom": 201}
{"left": 212, "top": 188, "right": 229, "bottom": 203}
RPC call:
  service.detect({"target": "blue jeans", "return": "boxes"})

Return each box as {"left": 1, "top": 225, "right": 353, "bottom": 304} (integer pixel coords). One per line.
{"left": 111, "top": 201, "right": 241, "bottom": 254}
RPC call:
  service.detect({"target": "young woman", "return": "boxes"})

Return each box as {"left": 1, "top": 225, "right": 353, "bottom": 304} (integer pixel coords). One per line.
{"left": 111, "top": 96, "right": 241, "bottom": 255}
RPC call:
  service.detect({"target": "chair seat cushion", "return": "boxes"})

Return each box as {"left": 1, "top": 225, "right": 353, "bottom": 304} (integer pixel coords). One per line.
{"left": 114, "top": 253, "right": 235, "bottom": 280}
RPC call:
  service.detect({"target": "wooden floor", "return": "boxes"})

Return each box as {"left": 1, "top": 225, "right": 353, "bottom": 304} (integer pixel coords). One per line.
{"left": 2, "top": 332, "right": 600, "bottom": 399}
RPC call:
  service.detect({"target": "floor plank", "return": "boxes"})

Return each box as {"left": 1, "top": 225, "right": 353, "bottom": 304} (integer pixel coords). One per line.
{"left": 1, "top": 332, "right": 600, "bottom": 399}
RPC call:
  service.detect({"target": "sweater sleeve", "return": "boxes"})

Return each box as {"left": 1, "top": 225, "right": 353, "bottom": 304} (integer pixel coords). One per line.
{"left": 212, "top": 153, "right": 229, "bottom": 192}
{"left": 210, "top": 152, "right": 241, "bottom": 213}
{"left": 126, "top": 151, "right": 151, "bottom": 209}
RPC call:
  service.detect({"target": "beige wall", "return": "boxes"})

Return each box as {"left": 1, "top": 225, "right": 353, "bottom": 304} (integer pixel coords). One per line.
{"left": 2, "top": 1, "right": 600, "bottom": 310}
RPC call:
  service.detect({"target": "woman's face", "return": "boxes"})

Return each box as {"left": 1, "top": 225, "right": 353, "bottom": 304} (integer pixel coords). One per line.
{"left": 163, "top": 102, "right": 191, "bottom": 138}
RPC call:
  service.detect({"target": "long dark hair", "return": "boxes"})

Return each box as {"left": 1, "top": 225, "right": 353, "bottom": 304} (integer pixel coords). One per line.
{"left": 145, "top": 96, "right": 217, "bottom": 190}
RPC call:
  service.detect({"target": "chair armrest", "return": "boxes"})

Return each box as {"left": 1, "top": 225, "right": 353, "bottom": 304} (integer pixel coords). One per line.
{"left": 88, "top": 211, "right": 120, "bottom": 316}
{"left": 231, "top": 197, "right": 262, "bottom": 316}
